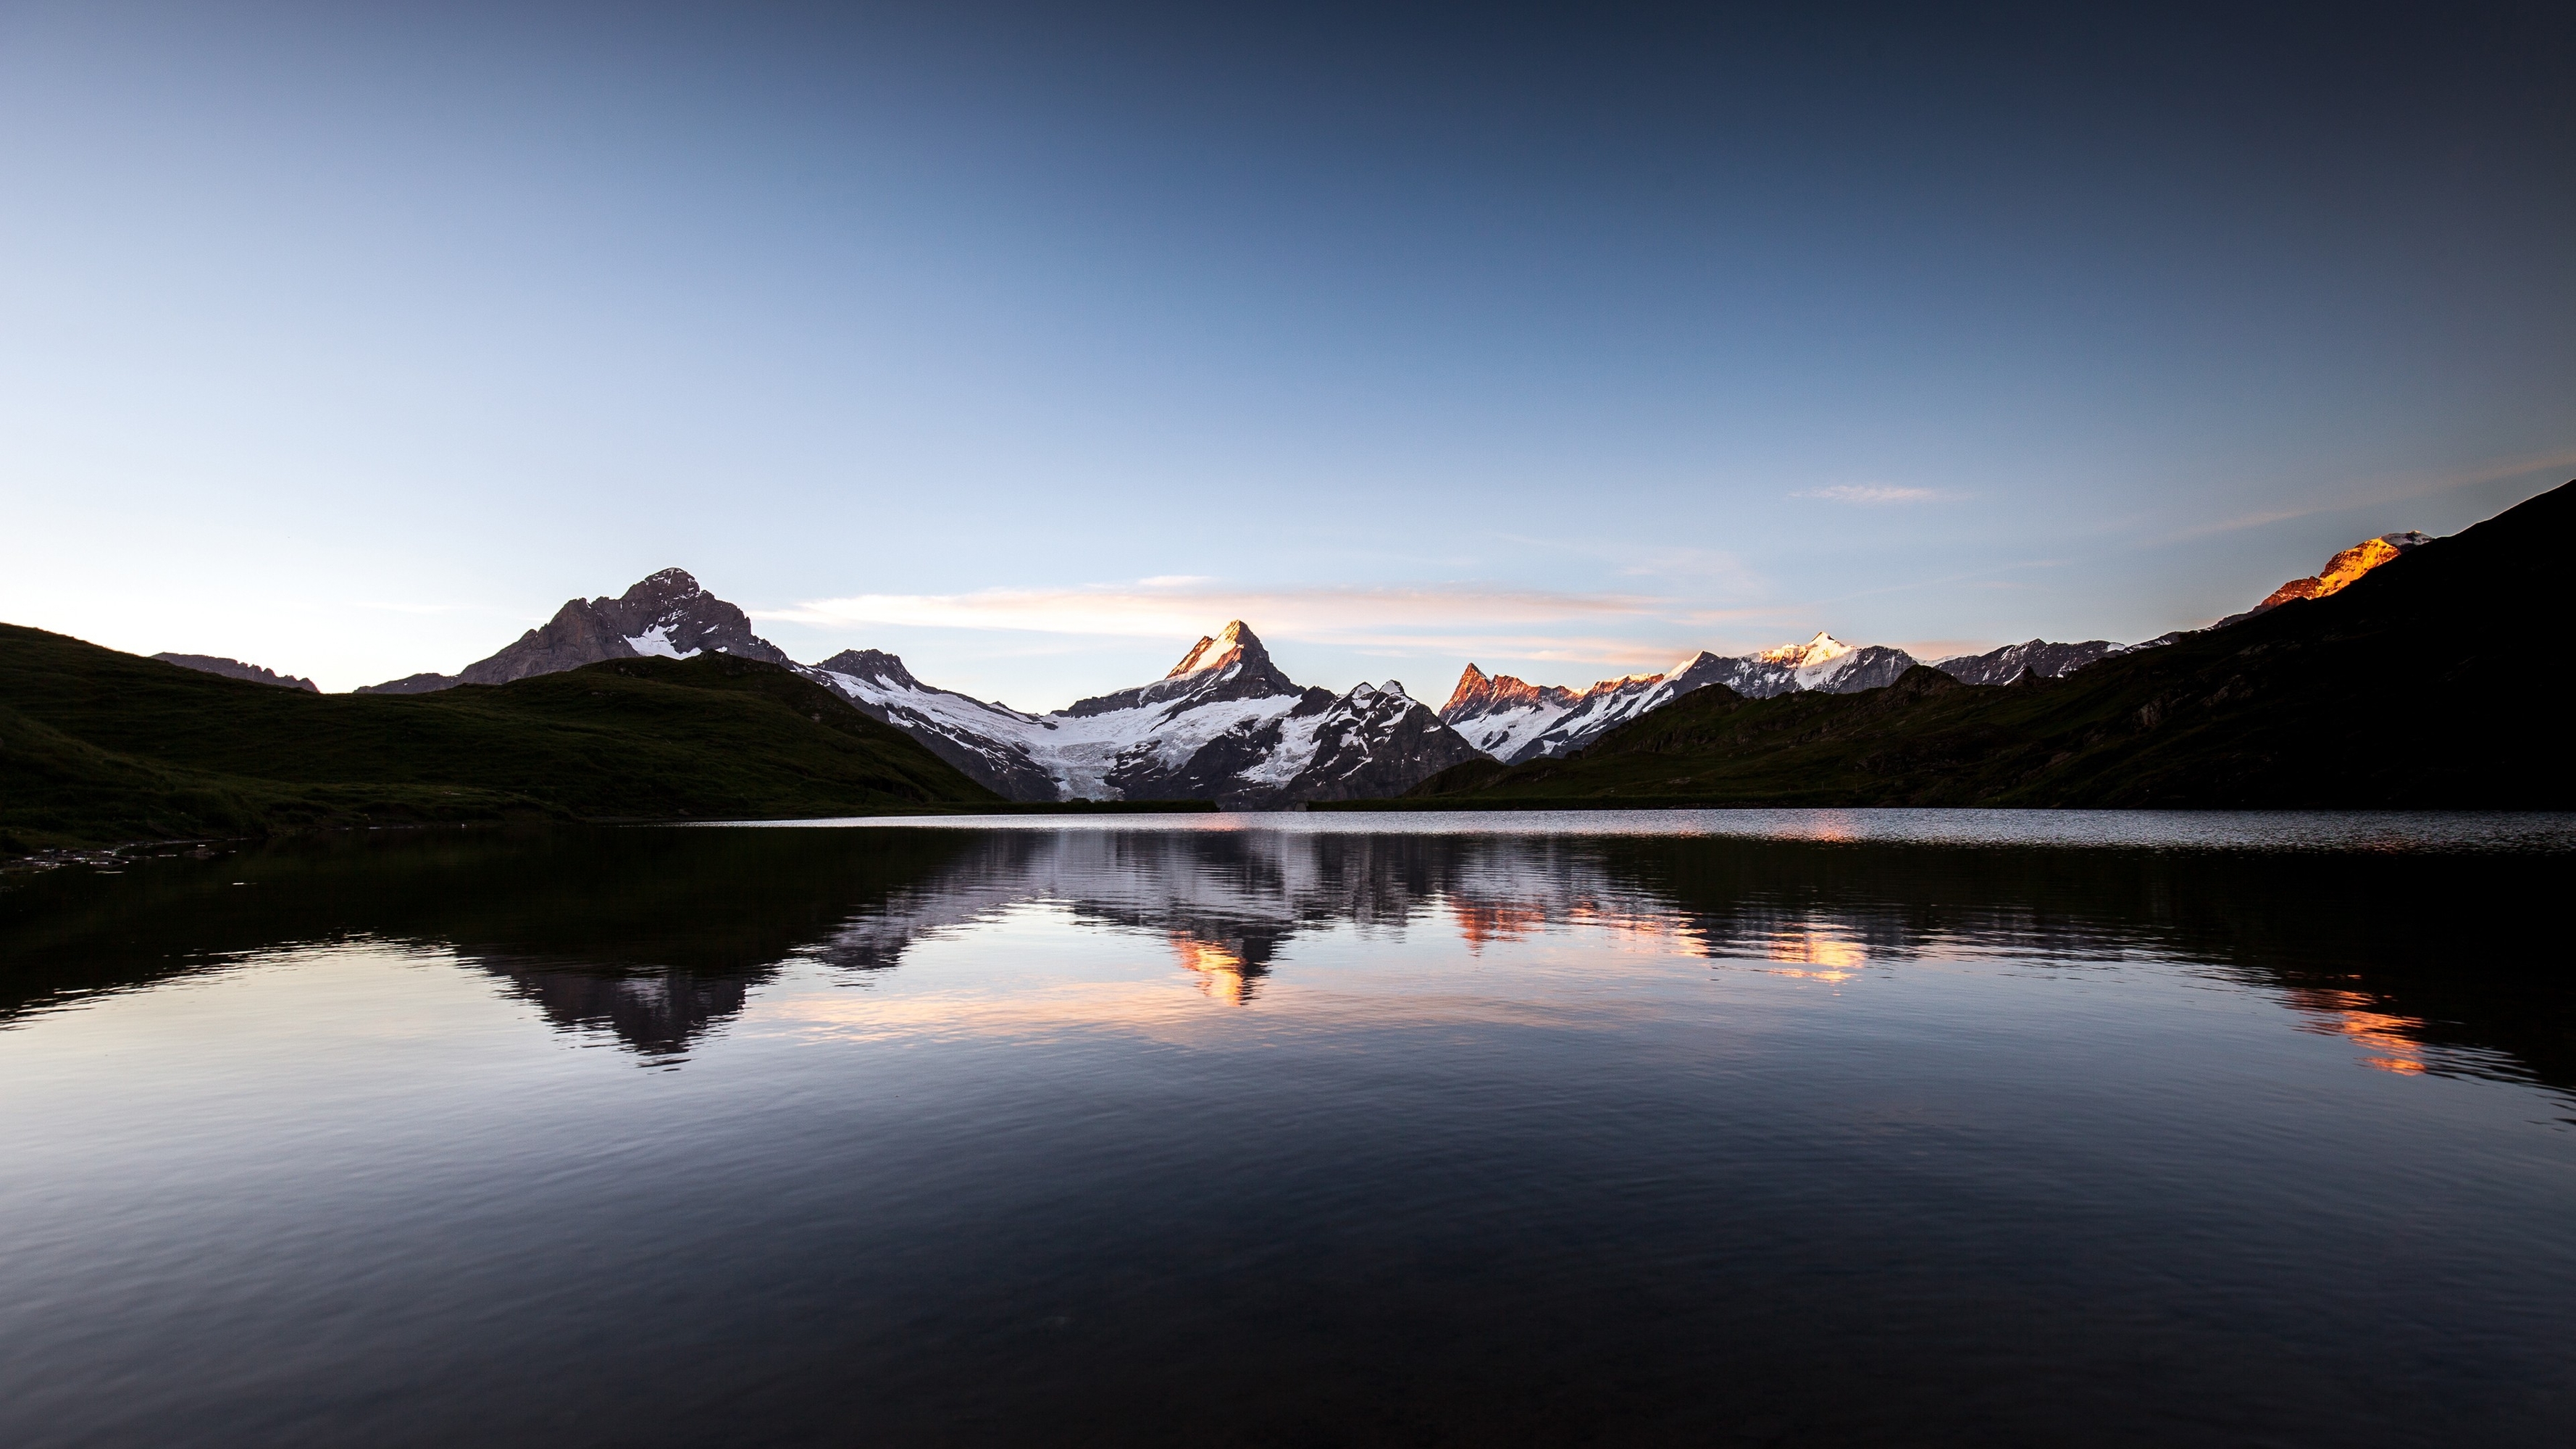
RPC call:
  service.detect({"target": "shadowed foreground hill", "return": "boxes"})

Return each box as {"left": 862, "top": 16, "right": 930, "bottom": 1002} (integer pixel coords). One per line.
{"left": 1387, "top": 480, "right": 2576, "bottom": 810}
{"left": 1, "top": 629, "right": 1000, "bottom": 850}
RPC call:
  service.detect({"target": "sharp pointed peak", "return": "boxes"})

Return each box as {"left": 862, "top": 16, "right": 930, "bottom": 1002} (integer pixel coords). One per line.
{"left": 1441, "top": 664, "right": 1496, "bottom": 715}
{"left": 1757, "top": 631, "right": 1854, "bottom": 667}
{"left": 1165, "top": 619, "right": 1271, "bottom": 678}
{"left": 610, "top": 567, "right": 708, "bottom": 609}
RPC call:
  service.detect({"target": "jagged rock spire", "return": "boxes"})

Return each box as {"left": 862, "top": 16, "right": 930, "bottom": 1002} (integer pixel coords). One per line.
{"left": 1442, "top": 664, "right": 1493, "bottom": 715}
{"left": 1439, "top": 663, "right": 1577, "bottom": 722}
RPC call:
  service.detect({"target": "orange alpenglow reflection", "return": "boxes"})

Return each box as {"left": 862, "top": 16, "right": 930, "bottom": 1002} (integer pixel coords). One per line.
{"left": 1450, "top": 901, "right": 1550, "bottom": 951}
{"left": 1764, "top": 929, "right": 1866, "bottom": 979}
{"left": 2289, "top": 987, "right": 2430, "bottom": 1074}
{"left": 1445, "top": 894, "right": 1713, "bottom": 956}
{"left": 1172, "top": 935, "right": 1252, "bottom": 1005}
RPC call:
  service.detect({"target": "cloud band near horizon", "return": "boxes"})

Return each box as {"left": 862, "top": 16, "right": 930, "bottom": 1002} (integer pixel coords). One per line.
{"left": 753, "top": 580, "right": 1810, "bottom": 670}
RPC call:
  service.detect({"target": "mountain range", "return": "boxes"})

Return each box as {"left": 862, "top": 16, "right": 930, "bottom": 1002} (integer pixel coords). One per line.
{"left": 1389, "top": 483, "right": 2570, "bottom": 810}
{"left": 808, "top": 623, "right": 1480, "bottom": 807}
{"left": 120, "top": 506, "right": 2448, "bottom": 812}
{"left": 1443, "top": 632, "right": 1953, "bottom": 764}
{"left": 320, "top": 577, "right": 2115, "bottom": 801}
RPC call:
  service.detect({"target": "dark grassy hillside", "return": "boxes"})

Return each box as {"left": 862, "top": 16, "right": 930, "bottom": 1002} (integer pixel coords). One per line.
{"left": 1381, "top": 480, "right": 2576, "bottom": 810}
{"left": 1, "top": 627, "right": 1002, "bottom": 849}
{"left": 1, "top": 700, "right": 537, "bottom": 851}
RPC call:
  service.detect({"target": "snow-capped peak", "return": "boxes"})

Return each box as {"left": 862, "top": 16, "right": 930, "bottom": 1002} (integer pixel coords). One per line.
{"left": 802, "top": 619, "right": 1479, "bottom": 806}
{"left": 1757, "top": 632, "right": 1853, "bottom": 667}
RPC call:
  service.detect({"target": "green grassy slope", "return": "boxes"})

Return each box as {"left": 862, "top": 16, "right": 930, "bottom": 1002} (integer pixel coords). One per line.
{"left": 1, "top": 629, "right": 1002, "bottom": 848}
{"left": 1387, "top": 480, "right": 2575, "bottom": 810}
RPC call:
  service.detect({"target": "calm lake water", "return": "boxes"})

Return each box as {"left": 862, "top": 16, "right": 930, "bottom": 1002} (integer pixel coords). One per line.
{"left": 3, "top": 811, "right": 2572, "bottom": 1448}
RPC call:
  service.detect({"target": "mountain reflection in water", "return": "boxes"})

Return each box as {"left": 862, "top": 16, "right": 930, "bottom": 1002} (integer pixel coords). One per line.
{"left": 2, "top": 814, "right": 2572, "bottom": 1449}
{"left": 6, "top": 819, "right": 2566, "bottom": 1091}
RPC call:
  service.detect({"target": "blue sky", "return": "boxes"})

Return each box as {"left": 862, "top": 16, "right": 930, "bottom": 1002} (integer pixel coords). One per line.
{"left": 4, "top": 1, "right": 2569, "bottom": 706}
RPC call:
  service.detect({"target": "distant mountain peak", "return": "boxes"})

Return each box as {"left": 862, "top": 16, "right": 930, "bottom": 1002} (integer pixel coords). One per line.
{"left": 1440, "top": 664, "right": 1576, "bottom": 719}
{"left": 1931, "top": 638, "right": 2127, "bottom": 686}
{"left": 1166, "top": 620, "right": 1266, "bottom": 678}
{"left": 356, "top": 567, "right": 790, "bottom": 694}
{"left": 2257, "top": 532, "right": 2426, "bottom": 611}
{"left": 1060, "top": 621, "right": 1297, "bottom": 720}
{"left": 151, "top": 653, "right": 319, "bottom": 692}
{"left": 812, "top": 647, "right": 925, "bottom": 693}
{"left": 1756, "top": 632, "right": 1853, "bottom": 667}
{"left": 1444, "top": 663, "right": 1493, "bottom": 709}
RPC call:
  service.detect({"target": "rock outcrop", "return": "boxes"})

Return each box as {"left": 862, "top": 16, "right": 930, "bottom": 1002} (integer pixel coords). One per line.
{"left": 1931, "top": 638, "right": 2125, "bottom": 686}
{"left": 150, "top": 653, "right": 320, "bottom": 692}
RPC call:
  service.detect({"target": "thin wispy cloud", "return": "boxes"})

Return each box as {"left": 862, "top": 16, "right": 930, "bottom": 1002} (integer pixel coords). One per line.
{"left": 1793, "top": 485, "right": 1954, "bottom": 505}
{"left": 761, "top": 580, "right": 1652, "bottom": 638}
{"left": 755, "top": 578, "right": 1795, "bottom": 672}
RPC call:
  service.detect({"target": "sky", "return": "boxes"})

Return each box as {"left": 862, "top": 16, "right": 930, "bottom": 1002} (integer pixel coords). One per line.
{"left": 2, "top": 1, "right": 2569, "bottom": 707}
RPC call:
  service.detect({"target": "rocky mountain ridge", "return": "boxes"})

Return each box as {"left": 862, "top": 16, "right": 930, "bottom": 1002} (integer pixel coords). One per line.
{"left": 1929, "top": 638, "right": 2125, "bottom": 687}
{"left": 1442, "top": 633, "right": 1951, "bottom": 765}
{"left": 813, "top": 621, "right": 1482, "bottom": 807}
{"left": 151, "top": 653, "right": 320, "bottom": 692}
{"left": 356, "top": 569, "right": 792, "bottom": 695}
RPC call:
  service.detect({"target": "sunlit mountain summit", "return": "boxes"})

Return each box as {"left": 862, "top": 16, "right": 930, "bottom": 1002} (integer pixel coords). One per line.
{"left": 811, "top": 619, "right": 1480, "bottom": 806}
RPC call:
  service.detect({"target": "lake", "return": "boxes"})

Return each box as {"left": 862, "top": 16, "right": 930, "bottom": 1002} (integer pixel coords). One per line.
{"left": 3, "top": 811, "right": 2572, "bottom": 1447}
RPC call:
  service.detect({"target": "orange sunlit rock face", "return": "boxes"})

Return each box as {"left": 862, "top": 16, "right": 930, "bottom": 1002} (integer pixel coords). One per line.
{"left": 2258, "top": 534, "right": 2419, "bottom": 609}
{"left": 1440, "top": 664, "right": 1578, "bottom": 716}
{"left": 1163, "top": 621, "right": 1256, "bottom": 678}
{"left": 1172, "top": 935, "right": 1252, "bottom": 1004}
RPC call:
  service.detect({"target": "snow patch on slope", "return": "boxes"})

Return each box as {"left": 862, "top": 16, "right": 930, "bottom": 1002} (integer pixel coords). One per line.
{"left": 625, "top": 625, "right": 703, "bottom": 660}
